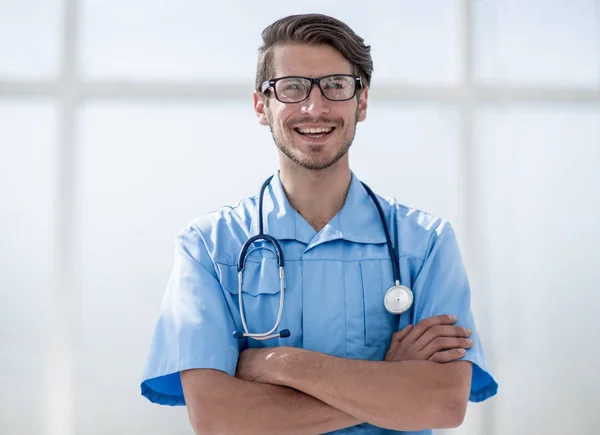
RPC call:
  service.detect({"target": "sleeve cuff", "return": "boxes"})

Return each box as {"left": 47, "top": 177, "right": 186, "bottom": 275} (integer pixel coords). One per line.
{"left": 141, "top": 347, "right": 239, "bottom": 406}
{"left": 468, "top": 361, "right": 498, "bottom": 403}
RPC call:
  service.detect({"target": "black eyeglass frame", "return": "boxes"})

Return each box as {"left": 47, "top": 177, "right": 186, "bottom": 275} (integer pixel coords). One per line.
{"left": 260, "top": 74, "right": 363, "bottom": 103}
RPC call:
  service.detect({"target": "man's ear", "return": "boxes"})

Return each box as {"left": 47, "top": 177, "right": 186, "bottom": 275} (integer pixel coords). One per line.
{"left": 357, "top": 87, "right": 368, "bottom": 123}
{"left": 254, "top": 91, "right": 270, "bottom": 126}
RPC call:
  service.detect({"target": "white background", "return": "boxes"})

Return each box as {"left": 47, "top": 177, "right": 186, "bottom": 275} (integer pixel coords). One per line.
{"left": 1, "top": 1, "right": 599, "bottom": 434}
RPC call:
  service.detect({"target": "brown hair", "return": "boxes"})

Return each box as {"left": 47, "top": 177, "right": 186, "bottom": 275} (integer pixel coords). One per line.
{"left": 255, "top": 14, "right": 373, "bottom": 93}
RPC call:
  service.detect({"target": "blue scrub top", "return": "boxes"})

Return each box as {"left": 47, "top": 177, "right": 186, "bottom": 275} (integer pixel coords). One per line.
{"left": 141, "top": 172, "right": 498, "bottom": 434}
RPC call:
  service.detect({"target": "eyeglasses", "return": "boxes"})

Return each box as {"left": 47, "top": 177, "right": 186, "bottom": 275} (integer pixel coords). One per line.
{"left": 261, "top": 74, "right": 363, "bottom": 103}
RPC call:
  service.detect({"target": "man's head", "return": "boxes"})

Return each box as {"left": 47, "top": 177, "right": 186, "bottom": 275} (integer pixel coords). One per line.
{"left": 253, "top": 14, "right": 373, "bottom": 171}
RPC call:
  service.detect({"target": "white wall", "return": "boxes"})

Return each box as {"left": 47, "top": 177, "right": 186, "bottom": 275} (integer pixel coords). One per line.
{"left": 475, "top": 104, "right": 600, "bottom": 434}
{"left": 1, "top": 1, "right": 600, "bottom": 434}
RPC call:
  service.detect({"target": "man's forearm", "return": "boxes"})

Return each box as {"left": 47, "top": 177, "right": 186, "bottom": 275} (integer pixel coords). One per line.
{"left": 264, "top": 349, "right": 472, "bottom": 431}
{"left": 181, "top": 369, "right": 363, "bottom": 435}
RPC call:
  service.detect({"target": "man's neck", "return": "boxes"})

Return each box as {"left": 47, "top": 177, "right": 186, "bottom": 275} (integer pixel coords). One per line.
{"left": 279, "top": 162, "right": 352, "bottom": 232}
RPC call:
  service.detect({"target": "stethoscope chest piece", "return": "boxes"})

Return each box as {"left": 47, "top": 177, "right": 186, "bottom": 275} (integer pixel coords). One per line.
{"left": 384, "top": 284, "right": 413, "bottom": 315}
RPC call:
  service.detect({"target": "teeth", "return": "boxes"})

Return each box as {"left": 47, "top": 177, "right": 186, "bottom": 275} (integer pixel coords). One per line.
{"left": 297, "top": 127, "right": 333, "bottom": 134}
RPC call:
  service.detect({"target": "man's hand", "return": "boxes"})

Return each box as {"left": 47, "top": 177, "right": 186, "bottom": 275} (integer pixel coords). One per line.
{"left": 385, "top": 315, "right": 473, "bottom": 363}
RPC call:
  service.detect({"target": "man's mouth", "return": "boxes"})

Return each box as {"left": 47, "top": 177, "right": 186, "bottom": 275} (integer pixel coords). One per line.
{"left": 293, "top": 126, "right": 335, "bottom": 139}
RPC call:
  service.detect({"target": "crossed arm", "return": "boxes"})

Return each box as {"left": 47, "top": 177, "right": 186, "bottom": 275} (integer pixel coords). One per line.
{"left": 181, "top": 363, "right": 361, "bottom": 435}
{"left": 181, "top": 316, "right": 473, "bottom": 434}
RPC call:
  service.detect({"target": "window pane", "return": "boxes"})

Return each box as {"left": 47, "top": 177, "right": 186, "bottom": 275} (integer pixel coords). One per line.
{"left": 352, "top": 102, "right": 461, "bottom": 225}
{"left": 0, "top": 100, "right": 58, "bottom": 434}
{"left": 474, "top": 0, "right": 600, "bottom": 87}
{"left": 80, "top": 0, "right": 460, "bottom": 84}
{"left": 475, "top": 104, "right": 600, "bottom": 434}
{"left": 0, "top": 0, "right": 62, "bottom": 79}
{"left": 364, "top": 0, "right": 461, "bottom": 85}
{"left": 74, "top": 101, "right": 276, "bottom": 434}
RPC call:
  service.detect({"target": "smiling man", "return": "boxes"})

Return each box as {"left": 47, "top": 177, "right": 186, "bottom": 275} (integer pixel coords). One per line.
{"left": 257, "top": 44, "right": 363, "bottom": 173}
{"left": 141, "top": 14, "right": 497, "bottom": 434}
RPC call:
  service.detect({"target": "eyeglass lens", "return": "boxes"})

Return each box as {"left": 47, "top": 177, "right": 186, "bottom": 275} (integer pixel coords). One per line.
{"left": 275, "top": 76, "right": 356, "bottom": 102}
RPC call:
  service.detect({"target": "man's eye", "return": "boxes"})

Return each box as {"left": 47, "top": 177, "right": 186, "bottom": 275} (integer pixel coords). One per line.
{"left": 324, "top": 81, "right": 345, "bottom": 89}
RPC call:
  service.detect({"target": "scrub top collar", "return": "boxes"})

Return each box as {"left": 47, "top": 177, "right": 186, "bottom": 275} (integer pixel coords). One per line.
{"left": 261, "top": 172, "right": 388, "bottom": 248}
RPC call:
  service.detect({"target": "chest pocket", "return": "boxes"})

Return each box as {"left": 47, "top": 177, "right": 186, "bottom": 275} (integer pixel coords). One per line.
{"left": 217, "top": 254, "right": 283, "bottom": 339}
{"left": 360, "top": 259, "right": 399, "bottom": 348}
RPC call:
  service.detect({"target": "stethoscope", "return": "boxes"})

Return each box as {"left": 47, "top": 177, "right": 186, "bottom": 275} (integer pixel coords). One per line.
{"left": 233, "top": 176, "right": 413, "bottom": 341}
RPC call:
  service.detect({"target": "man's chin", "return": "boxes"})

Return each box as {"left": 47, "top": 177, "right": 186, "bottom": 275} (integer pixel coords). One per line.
{"left": 288, "top": 152, "right": 346, "bottom": 171}
{"left": 275, "top": 136, "right": 352, "bottom": 170}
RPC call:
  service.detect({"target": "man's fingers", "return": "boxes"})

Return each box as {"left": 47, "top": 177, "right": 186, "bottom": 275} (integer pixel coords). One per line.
{"left": 421, "top": 337, "right": 474, "bottom": 359}
{"left": 387, "top": 324, "right": 413, "bottom": 354}
{"left": 429, "top": 348, "right": 467, "bottom": 363}
{"left": 413, "top": 324, "right": 472, "bottom": 350}
{"left": 404, "top": 314, "right": 458, "bottom": 344}
{"left": 390, "top": 324, "right": 413, "bottom": 343}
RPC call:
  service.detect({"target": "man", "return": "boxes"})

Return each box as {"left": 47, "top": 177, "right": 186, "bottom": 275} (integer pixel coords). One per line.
{"left": 141, "top": 13, "right": 497, "bottom": 434}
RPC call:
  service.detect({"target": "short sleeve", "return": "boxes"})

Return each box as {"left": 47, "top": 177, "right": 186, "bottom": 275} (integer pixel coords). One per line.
{"left": 140, "top": 226, "right": 239, "bottom": 406}
{"left": 411, "top": 222, "right": 498, "bottom": 402}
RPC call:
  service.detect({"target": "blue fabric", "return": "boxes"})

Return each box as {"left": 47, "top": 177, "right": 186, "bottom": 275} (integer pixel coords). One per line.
{"left": 141, "top": 172, "right": 498, "bottom": 434}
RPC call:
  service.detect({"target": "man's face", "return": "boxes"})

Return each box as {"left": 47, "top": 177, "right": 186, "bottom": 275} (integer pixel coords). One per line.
{"left": 254, "top": 43, "right": 368, "bottom": 171}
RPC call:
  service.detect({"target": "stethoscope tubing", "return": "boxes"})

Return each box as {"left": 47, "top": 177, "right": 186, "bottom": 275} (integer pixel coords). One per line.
{"left": 233, "top": 175, "right": 411, "bottom": 341}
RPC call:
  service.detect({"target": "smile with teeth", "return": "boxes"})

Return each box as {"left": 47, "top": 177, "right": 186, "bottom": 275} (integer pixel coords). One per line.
{"left": 294, "top": 126, "right": 335, "bottom": 137}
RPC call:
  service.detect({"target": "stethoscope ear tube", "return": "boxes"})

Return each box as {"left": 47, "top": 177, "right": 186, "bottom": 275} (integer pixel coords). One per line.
{"left": 232, "top": 329, "right": 290, "bottom": 339}
{"left": 237, "top": 234, "right": 284, "bottom": 272}
{"left": 234, "top": 266, "right": 288, "bottom": 340}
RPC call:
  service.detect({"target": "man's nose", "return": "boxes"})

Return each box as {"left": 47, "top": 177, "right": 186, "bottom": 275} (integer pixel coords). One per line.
{"left": 300, "top": 84, "right": 330, "bottom": 116}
